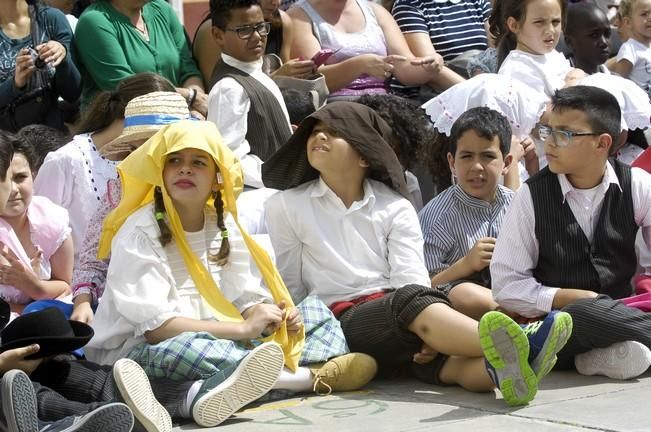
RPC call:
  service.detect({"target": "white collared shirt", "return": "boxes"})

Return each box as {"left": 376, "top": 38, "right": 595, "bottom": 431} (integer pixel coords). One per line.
{"left": 265, "top": 178, "right": 431, "bottom": 306}
{"left": 207, "top": 54, "right": 291, "bottom": 189}
{"left": 491, "top": 162, "right": 651, "bottom": 318}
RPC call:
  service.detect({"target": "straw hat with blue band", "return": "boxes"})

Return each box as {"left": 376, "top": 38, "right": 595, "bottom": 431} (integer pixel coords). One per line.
{"left": 100, "top": 91, "right": 194, "bottom": 158}
{"left": 98, "top": 120, "right": 305, "bottom": 371}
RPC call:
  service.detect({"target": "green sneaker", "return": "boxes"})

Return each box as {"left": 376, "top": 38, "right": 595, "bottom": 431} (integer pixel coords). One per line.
{"left": 479, "top": 311, "right": 538, "bottom": 407}
{"left": 522, "top": 311, "right": 573, "bottom": 381}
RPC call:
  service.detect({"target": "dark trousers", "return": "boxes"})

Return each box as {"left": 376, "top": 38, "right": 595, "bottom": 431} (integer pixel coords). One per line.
{"left": 557, "top": 295, "right": 651, "bottom": 369}
{"left": 28, "top": 359, "right": 192, "bottom": 421}
{"left": 338, "top": 284, "right": 451, "bottom": 382}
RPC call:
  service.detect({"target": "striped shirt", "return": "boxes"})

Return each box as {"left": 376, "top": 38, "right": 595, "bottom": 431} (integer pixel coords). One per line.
{"left": 418, "top": 184, "right": 514, "bottom": 275}
{"left": 392, "top": 0, "right": 491, "bottom": 60}
{"left": 391, "top": 0, "right": 490, "bottom": 97}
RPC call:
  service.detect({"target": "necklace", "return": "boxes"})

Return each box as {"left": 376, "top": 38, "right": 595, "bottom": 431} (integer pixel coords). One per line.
{"left": 134, "top": 15, "right": 149, "bottom": 41}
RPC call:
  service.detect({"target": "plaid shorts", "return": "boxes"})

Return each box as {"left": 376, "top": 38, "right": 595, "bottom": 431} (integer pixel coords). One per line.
{"left": 127, "top": 295, "right": 349, "bottom": 381}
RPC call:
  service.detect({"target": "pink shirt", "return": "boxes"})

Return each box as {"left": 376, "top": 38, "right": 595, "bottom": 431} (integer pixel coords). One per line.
{"left": 0, "top": 196, "right": 71, "bottom": 304}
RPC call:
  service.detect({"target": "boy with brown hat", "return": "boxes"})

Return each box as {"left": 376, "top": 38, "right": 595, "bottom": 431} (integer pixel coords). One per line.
{"left": 263, "top": 102, "right": 571, "bottom": 406}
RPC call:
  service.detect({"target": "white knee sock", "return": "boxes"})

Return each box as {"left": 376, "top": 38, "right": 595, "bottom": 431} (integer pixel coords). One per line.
{"left": 271, "top": 366, "right": 313, "bottom": 391}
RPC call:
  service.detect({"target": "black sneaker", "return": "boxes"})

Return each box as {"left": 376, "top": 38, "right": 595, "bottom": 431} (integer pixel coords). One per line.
{"left": 1, "top": 369, "right": 38, "bottom": 432}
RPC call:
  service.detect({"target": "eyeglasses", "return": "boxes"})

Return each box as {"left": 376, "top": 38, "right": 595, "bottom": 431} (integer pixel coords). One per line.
{"left": 538, "top": 125, "right": 600, "bottom": 147}
{"left": 225, "top": 22, "right": 271, "bottom": 40}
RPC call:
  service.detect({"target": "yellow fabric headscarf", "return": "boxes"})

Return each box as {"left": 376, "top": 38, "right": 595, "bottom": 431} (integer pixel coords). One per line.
{"left": 98, "top": 120, "right": 304, "bottom": 371}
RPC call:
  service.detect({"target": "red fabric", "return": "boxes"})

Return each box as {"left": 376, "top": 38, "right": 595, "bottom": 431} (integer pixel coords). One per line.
{"left": 634, "top": 274, "right": 651, "bottom": 295}
{"left": 329, "top": 291, "right": 388, "bottom": 318}
{"left": 622, "top": 290, "right": 651, "bottom": 312}
{"left": 632, "top": 147, "right": 651, "bottom": 173}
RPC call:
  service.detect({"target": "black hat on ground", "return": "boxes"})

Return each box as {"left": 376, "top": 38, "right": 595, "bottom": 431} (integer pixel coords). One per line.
{"left": 0, "top": 307, "right": 94, "bottom": 359}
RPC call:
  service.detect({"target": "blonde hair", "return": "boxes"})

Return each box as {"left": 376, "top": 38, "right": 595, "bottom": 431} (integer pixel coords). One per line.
{"left": 619, "top": 0, "right": 640, "bottom": 19}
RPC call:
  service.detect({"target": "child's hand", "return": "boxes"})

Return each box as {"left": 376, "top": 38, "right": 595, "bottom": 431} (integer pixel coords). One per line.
{"left": 521, "top": 137, "right": 540, "bottom": 175}
{"left": 278, "top": 300, "right": 303, "bottom": 335}
{"left": 412, "top": 343, "right": 438, "bottom": 364}
{"left": 465, "top": 237, "right": 496, "bottom": 272}
{"left": 563, "top": 68, "right": 587, "bottom": 88}
{"left": 0, "top": 245, "right": 41, "bottom": 292}
{"left": 0, "top": 344, "right": 43, "bottom": 375}
{"left": 242, "top": 303, "right": 283, "bottom": 339}
{"left": 71, "top": 295, "right": 94, "bottom": 324}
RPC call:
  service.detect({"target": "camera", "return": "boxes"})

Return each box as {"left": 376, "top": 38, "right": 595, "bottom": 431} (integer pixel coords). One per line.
{"left": 27, "top": 46, "right": 47, "bottom": 70}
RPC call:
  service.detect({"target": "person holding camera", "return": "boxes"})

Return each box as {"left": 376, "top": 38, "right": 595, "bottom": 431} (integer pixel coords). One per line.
{"left": 0, "top": 0, "right": 81, "bottom": 132}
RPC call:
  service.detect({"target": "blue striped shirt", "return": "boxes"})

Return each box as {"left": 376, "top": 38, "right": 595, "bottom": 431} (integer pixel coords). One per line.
{"left": 418, "top": 184, "right": 514, "bottom": 275}
{"left": 392, "top": 0, "right": 491, "bottom": 60}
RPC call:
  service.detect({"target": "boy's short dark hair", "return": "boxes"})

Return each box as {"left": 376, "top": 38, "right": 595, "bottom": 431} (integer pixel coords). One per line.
{"left": 17, "top": 124, "right": 69, "bottom": 172}
{"left": 448, "top": 107, "right": 511, "bottom": 157}
{"left": 210, "top": 0, "right": 261, "bottom": 29}
{"left": 281, "top": 88, "right": 316, "bottom": 125}
{"left": 0, "top": 132, "right": 15, "bottom": 181}
{"left": 551, "top": 86, "right": 621, "bottom": 143}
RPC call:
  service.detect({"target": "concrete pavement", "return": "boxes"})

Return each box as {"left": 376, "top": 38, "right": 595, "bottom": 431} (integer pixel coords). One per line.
{"left": 173, "top": 370, "right": 651, "bottom": 431}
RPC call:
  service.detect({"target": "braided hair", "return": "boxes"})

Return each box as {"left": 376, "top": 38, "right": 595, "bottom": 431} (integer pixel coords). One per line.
{"left": 152, "top": 185, "right": 231, "bottom": 265}
{"left": 210, "top": 190, "right": 230, "bottom": 266}
{"left": 153, "top": 186, "right": 173, "bottom": 246}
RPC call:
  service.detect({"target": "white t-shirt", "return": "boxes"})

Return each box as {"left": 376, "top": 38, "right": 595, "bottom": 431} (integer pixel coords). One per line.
{"left": 616, "top": 38, "right": 651, "bottom": 95}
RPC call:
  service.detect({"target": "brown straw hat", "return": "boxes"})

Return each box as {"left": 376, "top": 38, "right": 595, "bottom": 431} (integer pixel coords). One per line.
{"left": 100, "top": 91, "right": 192, "bottom": 158}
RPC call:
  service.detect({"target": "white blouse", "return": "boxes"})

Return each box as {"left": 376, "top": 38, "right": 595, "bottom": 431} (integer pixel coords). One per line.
{"left": 33, "top": 134, "right": 118, "bottom": 269}
{"left": 498, "top": 50, "right": 572, "bottom": 97}
{"left": 86, "top": 203, "right": 271, "bottom": 365}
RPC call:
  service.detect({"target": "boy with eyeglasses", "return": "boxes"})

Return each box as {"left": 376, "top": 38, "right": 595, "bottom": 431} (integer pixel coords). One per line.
{"left": 491, "top": 86, "right": 651, "bottom": 380}
{"left": 207, "top": 0, "right": 293, "bottom": 188}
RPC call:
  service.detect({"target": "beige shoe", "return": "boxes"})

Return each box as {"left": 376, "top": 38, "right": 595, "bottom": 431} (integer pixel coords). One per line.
{"left": 309, "top": 353, "right": 378, "bottom": 395}
{"left": 113, "top": 358, "right": 172, "bottom": 432}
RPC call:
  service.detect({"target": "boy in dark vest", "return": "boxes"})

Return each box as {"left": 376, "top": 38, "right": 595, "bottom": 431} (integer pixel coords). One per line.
{"left": 491, "top": 86, "right": 651, "bottom": 380}
{"left": 207, "top": 0, "right": 292, "bottom": 188}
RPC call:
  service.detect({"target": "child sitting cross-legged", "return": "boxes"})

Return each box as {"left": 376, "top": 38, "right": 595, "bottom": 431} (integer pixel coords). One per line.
{"left": 491, "top": 86, "right": 651, "bottom": 380}
{"left": 419, "top": 107, "right": 520, "bottom": 320}
{"left": 87, "top": 121, "right": 376, "bottom": 428}
{"left": 262, "top": 101, "right": 573, "bottom": 406}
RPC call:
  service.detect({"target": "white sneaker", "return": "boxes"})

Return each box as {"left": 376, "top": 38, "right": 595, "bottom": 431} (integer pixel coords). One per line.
{"left": 113, "top": 358, "right": 172, "bottom": 432}
{"left": 575, "top": 341, "right": 651, "bottom": 380}
{"left": 191, "top": 342, "right": 284, "bottom": 427}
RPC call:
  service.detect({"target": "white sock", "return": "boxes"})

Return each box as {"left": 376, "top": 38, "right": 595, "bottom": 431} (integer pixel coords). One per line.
{"left": 180, "top": 380, "right": 204, "bottom": 418}
{"left": 271, "top": 366, "right": 313, "bottom": 391}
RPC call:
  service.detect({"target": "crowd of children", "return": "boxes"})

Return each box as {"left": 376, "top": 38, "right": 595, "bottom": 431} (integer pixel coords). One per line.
{"left": 0, "top": 0, "right": 650, "bottom": 430}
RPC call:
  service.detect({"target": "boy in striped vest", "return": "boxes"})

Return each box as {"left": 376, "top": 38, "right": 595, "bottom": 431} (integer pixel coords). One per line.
{"left": 491, "top": 86, "right": 651, "bottom": 380}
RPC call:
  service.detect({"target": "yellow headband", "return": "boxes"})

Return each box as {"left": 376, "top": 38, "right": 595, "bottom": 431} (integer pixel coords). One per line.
{"left": 98, "top": 120, "right": 304, "bottom": 370}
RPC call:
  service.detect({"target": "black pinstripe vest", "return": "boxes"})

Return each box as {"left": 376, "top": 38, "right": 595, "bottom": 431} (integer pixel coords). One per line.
{"left": 527, "top": 159, "right": 638, "bottom": 299}
{"left": 209, "top": 60, "right": 291, "bottom": 162}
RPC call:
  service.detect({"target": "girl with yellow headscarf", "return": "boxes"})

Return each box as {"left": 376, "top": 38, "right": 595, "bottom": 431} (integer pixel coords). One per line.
{"left": 85, "top": 120, "right": 352, "bottom": 427}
